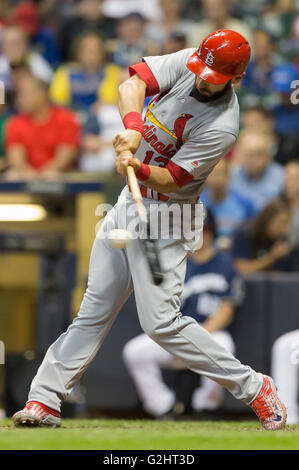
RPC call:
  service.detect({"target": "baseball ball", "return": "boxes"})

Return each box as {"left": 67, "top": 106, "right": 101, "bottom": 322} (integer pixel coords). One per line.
{"left": 108, "top": 229, "right": 133, "bottom": 249}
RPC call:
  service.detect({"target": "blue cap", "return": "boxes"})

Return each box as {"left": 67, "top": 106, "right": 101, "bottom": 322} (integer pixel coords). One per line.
{"left": 271, "top": 64, "right": 299, "bottom": 93}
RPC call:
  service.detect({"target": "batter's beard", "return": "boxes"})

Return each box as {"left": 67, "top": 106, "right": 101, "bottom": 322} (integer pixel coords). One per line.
{"left": 190, "top": 79, "right": 232, "bottom": 103}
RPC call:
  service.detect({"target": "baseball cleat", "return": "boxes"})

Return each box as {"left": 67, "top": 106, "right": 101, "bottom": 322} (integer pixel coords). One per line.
{"left": 12, "top": 401, "right": 61, "bottom": 428}
{"left": 249, "top": 375, "right": 287, "bottom": 430}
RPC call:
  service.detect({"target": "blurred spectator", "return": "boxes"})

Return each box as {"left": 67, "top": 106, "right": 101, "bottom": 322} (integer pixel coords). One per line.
{"left": 160, "top": 32, "right": 187, "bottom": 55}
{"left": 186, "top": 0, "right": 253, "bottom": 49}
{"left": 270, "top": 63, "right": 299, "bottom": 136}
{"left": 123, "top": 211, "right": 238, "bottom": 419}
{"left": 230, "top": 131, "right": 284, "bottom": 210}
{"left": 36, "top": 0, "right": 76, "bottom": 32}
{"left": 240, "top": 30, "right": 280, "bottom": 108}
{"left": 145, "top": 0, "right": 193, "bottom": 45}
{"left": 282, "top": 159, "right": 299, "bottom": 253}
{"left": 241, "top": 105, "right": 274, "bottom": 135}
{"left": 278, "top": 11, "right": 299, "bottom": 62}
{"left": 261, "top": 0, "right": 298, "bottom": 44}
{"left": 0, "top": 103, "right": 11, "bottom": 172}
{"left": 283, "top": 159, "right": 299, "bottom": 211}
{"left": 292, "top": 15, "right": 299, "bottom": 66}
{"left": 229, "top": 105, "right": 276, "bottom": 164}
{"left": 102, "top": 0, "right": 162, "bottom": 21}
{"left": 272, "top": 329, "right": 299, "bottom": 424}
{"left": 106, "top": 13, "right": 158, "bottom": 68}
{"left": 232, "top": 199, "right": 293, "bottom": 274}
{"left": 0, "top": 0, "right": 10, "bottom": 28}
{"left": 80, "top": 103, "right": 123, "bottom": 173}
{"left": 239, "top": 105, "right": 299, "bottom": 165}
{"left": 50, "top": 32, "right": 121, "bottom": 116}
{"left": 241, "top": 104, "right": 299, "bottom": 166}
{"left": 201, "top": 159, "right": 257, "bottom": 239}
{"left": 58, "top": 0, "right": 116, "bottom": 62}
{"left": 232, "top": 1, "right": 273, "bottom": 30}
{"left": 268, "top": 63, "right": 299, "bottom": 165}
{"left": 0, "top": 26, "right": 53, "bottom": 103}
{"left": 4, "top": 74, "right": 80, "bottom": 181}
{"left": 12, "top": 1, "right": 61, "bottom": 68}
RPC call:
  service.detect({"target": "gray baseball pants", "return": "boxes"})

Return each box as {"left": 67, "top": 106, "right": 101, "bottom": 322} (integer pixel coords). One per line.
{"left": 28, "top": 187, "right": 263, "bottom": 412}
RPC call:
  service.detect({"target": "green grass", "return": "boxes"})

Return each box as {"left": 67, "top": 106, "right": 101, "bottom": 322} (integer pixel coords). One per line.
{"left": 0, "top": 419, "right": 299, "bottom": 450}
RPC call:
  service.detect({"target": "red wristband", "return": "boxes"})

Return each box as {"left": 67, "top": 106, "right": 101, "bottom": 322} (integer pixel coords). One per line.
{"left": 123, "top": 111, "right": 144, "bottom": 135}
{"left": 135, "top": 162, "right": 151, "bottom": 181}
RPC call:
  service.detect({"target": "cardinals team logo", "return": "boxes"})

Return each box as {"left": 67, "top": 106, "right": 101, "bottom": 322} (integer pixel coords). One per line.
{"left": 205, "top": 51, "right": 215, "bottom": 66}
{"left": 173, "top": 113, "right": 193, "bottom": 150}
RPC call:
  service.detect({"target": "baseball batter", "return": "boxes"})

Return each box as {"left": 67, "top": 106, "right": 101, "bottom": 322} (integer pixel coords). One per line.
{"left": 13, "top": 30, "right": 286, "bottom": 430}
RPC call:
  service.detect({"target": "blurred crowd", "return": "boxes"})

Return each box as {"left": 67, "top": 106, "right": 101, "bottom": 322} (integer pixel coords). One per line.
{"left": 0, "top": 0, "right": 298, "bottom": 274}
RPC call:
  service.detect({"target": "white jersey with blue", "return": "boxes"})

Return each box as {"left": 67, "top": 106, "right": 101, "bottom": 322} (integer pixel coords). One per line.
{"left": 181, "top": 251, "right": 240, "bottom": 326}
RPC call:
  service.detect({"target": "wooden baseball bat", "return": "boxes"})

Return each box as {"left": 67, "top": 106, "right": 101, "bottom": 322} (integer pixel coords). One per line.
{"left": 126, "top": 164, "right": 164, "bottom": 286}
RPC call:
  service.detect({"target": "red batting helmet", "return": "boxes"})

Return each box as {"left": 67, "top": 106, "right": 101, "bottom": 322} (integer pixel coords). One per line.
{"left": 186, "top": 29, "right": 251, "bottom": 84}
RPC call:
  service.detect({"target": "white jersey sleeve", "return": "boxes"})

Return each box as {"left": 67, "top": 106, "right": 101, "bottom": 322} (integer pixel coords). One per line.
{"left": 143, "top": 48, "right": 196, "bottom": 93}
{"left": 171, "top": 129, "right": 236, "bottom": 179}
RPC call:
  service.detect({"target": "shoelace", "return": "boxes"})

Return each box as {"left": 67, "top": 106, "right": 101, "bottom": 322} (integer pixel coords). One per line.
{"left": 251, "top": 394, "right": 274, "bottom": 421}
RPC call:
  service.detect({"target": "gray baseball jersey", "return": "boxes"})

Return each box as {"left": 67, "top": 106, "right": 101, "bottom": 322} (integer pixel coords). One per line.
{"left": 135, "top": 48, "right": 239, "bottom": 203}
